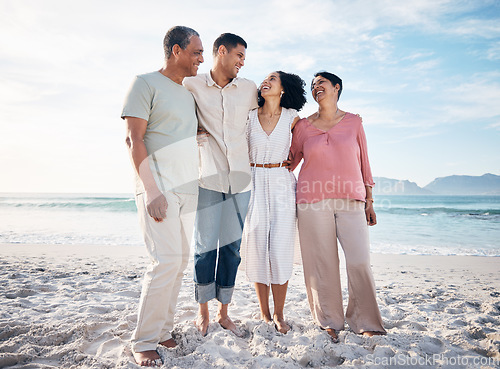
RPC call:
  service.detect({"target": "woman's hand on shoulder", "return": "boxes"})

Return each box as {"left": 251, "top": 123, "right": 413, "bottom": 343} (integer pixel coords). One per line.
{"left": 307, "top": 112, "right": 318, "bottom": 124}
{"left": 291, "top": 116, "right": 300, "bottom": 130}
{"left": 197, "top": 126, "right": 210, "bottom": 146}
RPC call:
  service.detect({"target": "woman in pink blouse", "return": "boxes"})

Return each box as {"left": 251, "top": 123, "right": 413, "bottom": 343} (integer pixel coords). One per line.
{"left": 289, "top": 71, "right": 386, "bottom": 342}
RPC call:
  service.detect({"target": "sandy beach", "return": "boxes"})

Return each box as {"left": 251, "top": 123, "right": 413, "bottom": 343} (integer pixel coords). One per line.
{"left": 0, "top": 243, "right": 499, "bottom": 368}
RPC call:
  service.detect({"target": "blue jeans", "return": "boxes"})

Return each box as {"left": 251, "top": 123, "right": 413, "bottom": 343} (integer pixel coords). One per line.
{"left": 194, "top": 187, "right": 251, "bottom": 304}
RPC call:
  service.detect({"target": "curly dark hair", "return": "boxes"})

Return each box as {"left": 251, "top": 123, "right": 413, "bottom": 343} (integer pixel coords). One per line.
{"left": 258, "top": 71, "right": 307, "bottom": 111}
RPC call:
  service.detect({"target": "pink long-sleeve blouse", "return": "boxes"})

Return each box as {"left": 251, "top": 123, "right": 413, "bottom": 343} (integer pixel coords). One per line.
{"left": 289, "top": 112, "right": 375, "bottom": 204}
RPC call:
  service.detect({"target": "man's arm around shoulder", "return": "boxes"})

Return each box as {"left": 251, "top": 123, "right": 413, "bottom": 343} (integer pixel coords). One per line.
{"left": 182, "top": 74, "right": 203, "bottom": 92}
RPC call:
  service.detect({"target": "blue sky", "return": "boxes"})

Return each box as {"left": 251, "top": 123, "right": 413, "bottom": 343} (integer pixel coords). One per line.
{"left": 0, "top": 0, "right": 499, "bottom": 193}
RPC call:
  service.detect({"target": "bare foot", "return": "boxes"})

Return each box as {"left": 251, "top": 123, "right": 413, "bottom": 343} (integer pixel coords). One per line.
{"left": 217, "top": 315, "right": 243, "bottom": 337}
{"left": 133, "top": 350, "right": 162, "bottom": 367}
{"left": 194, "top": 315, "right": 210, "bottom": 336}
{"left": 261, "top": 313, "right": 272, "bottom": 324}
{"left": 363, "top": 331, "right": 385, "bottom": 337}
{"left": 326, "top": 328, "right": 339, "bottom": 343}
{"left": 273, "top": 315, "right": 290, "bottom": 334}
{"left": 159, "top": 338, "right": 176, "bottom": 348}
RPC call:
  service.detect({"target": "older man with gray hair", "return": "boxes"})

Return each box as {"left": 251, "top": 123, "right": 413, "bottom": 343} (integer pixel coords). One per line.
{"left": 121, "top": 25, "right": 204, "bottom": 367}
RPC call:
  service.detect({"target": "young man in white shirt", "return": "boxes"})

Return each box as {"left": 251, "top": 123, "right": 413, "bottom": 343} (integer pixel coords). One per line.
{"left": 184, "top": 33, "right": 258, "bottom": 336}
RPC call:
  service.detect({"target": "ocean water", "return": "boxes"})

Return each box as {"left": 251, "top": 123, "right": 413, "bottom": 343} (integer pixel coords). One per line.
{"left": 369, "top": 195, "right": 500, "bottom": 256}
{"left": 0, "top": 193, "right": 499, "bottom": 256}
{"left": 0, "top": 193, "right": 142, "bottom": 246}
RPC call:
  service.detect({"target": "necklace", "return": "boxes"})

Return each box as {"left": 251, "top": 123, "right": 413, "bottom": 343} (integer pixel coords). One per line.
{"left": 317, "top": 107, "right": 339, "bottom": 122}
{"left": 260, "top": 109, "right": 281, "bottom": 125}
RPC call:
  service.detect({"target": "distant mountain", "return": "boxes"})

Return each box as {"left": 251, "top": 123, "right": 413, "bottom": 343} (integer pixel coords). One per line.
{"left": 424, "top": 173, "right": 500, "bottom": 195}
{"left": 373, "top": 177, "right": 433, "bottom": 195}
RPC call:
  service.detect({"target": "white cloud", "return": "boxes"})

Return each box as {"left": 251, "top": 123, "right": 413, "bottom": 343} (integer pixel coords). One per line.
{"left": 0, "top": 0, "right": 499, "bottom": 192}
{"left": 447, "top": 19, "right": 500, "bottom": 39}
{"left": 437, "top": 75, "right": 500, "bottom": 123}
{"left": 486, "top": 41, "right": 500, "bottom": 61}
{"left": 285, "top": 55, "right": 316, "bottom": 72}
{"left": 378, "top": 130, "right": 441, "bottom": 145}
{"left": 410, "top": 59, "right": 442, "bottom": 72}
{"left": 400, "top": 51, "right": 435, "bottom": 61}
{"left": 487, "top": 122, "right": 500, "bottom": 130}
{"left": 340, "top": 99, "right": 419, "bottom": 128}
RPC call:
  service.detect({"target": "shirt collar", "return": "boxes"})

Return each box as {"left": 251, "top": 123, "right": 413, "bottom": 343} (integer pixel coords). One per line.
{"left": 206, "top": 71, "right": 239, "bottom": 88}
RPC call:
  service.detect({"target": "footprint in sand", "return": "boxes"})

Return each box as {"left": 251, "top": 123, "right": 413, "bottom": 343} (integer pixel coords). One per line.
{"left": 449, "top": 319, "right": 467, "bottom": 327}
{"left": 373, "top": 346, "right": 395, "bottom": 358}
{"left": 392, "top": 321, "right": 428, "bottom": 331}
{"left": 383, "top": 295, "right": 397, "bottom": 305}
{"left": 251, "top": 321, "right": 275, "bottom": 340}
{"left": 445, "top": 307, "right": 464, "bottom": 314}
{"left": 418, "top": 336, "right": 444, "bottom": 354}
{"left": 385, "top": 307, "right": 406, "bottom": 320}
{"left": 480, "top": 301, "right": 500, "bottom": 315}
{"left": 0, "top": 354, "right": 30, "bottom": 368}
{"left": 0, "top": 325, "right": 30, "bottom": 340}
{"left": 466, "top": 300, "right": 481, "bottom": 309}
{"left": 5, "top": 289, "right": 37, "bottom": 299}
{"left": 475, "top": 315, "right": 499, "bottom": 324}
{"left": 317, "top": 352, "right": 345, "bottom": 367}
{"left": 467, "top": 326, "right": 487, "bottom": 340}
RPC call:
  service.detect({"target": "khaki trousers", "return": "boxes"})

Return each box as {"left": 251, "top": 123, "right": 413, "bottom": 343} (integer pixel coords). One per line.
{"left": 131, "top": 191, "right": 197, "bottom": 352}
{"left": 297, "top": 199, "right": 385, "bottom": 334}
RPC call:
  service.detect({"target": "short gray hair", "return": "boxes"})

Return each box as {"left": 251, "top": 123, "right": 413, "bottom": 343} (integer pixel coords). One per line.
{"left": 163, "top": 26, "right": 199, "bottom": 59}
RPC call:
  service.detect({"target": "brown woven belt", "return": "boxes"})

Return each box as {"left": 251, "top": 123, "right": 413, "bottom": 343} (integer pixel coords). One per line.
{"left": 250, "top": 162, "right": 287, "bottom": 168}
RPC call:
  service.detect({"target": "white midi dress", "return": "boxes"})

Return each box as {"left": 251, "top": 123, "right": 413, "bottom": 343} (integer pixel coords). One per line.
{"left": 242, "top": 107, "right": 297, "bottom": 286}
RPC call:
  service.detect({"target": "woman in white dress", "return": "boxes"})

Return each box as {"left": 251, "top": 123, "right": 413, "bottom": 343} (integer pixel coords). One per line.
{"left": 243, "top": 71, "right": 306, "bottom": 333}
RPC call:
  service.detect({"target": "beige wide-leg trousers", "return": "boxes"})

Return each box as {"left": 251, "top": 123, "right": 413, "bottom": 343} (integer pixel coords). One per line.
{"left": 297, "top": 198, "right": 385, "bottom": 334}
{"left": 131, "top": 191, "right": 197, "bottom": 353}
